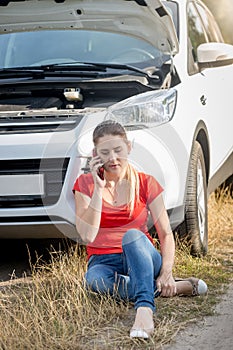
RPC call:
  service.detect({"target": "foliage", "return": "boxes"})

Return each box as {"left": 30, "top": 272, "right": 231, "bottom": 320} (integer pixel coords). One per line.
{"left": 203, "top": 0, "right": 233, "bottom": 44}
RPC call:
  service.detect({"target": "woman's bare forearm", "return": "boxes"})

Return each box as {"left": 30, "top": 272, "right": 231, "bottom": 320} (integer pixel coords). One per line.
{"left": 159, "top": 231, "right": 175, "bottom": 273}
{"left": 76, "top": 187, "right": 103, "bottom": 243}
{"left": 149, "top": 195, "right": 175, "bottom": 274}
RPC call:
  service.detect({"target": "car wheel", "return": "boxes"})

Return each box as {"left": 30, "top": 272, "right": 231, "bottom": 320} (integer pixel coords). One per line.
{"left": 180, "top": 141, "right": 208, "bottom": 256}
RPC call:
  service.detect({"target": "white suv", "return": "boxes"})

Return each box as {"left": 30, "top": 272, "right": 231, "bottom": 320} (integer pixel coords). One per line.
{"left": 0, "top": 0, "right": 232, "bottom": 255}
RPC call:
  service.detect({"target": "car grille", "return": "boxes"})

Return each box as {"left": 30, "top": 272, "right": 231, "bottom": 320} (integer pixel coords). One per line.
{"left": 0, "top": 158, "right": 69, "bottom": 207}
{"left": 0, "top": 111, "right": 84, "bottom": 134}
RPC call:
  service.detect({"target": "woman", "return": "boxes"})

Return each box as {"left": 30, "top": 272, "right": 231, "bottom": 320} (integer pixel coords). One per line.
{"left": 73, "top": 120, "right": 207, "bottom": 339}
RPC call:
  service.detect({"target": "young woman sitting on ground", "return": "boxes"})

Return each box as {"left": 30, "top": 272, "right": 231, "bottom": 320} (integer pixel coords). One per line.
{"left": 73, "top": 120, "right": 207, "bottom": 339}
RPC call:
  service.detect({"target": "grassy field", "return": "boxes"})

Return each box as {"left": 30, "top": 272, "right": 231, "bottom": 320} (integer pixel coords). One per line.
{"left": 0, "top": 190, "right": 232, "bottom": 350}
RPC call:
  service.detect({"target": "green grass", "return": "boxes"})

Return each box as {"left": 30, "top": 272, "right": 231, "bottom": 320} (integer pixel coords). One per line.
{"left": 0, "top": 191, "right": 232, "bottom": 350}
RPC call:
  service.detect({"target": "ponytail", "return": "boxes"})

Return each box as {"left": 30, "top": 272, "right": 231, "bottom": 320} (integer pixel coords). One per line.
{"left": 125, "top": 163, "right": 139, "bottom": 217}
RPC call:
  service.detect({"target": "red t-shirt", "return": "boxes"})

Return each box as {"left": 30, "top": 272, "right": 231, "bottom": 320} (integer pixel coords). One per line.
{"left": 73, "top": 172, "right": 163, "bottom": 259}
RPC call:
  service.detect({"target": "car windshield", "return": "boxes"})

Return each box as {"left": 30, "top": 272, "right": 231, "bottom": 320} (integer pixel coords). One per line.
{"left": 0, "top": 29, "right": 168, "bottom": 70}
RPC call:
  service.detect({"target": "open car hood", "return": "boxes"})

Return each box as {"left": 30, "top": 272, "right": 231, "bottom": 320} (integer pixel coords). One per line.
{"left": 0, "top": 0, "right": 178, "bottom": 54}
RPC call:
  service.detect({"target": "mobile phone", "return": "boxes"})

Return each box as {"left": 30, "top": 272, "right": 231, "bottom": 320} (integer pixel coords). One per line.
{"left": 92, "top": 148, "right": 105, "bottom": 180}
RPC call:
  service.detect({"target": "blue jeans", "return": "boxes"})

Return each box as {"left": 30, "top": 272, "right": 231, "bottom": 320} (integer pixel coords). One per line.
{"left": 85, "top": 229, "right": 162, "bottom": 312}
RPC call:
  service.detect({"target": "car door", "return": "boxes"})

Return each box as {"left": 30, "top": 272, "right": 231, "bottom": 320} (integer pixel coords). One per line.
{"left": 187, "top": 1, "right": 233, "bottom": 187}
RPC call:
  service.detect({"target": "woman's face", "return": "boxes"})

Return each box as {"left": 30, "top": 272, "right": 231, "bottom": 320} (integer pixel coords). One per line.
{"left": 95, "top": 134, "right": 131, "bottom": 176}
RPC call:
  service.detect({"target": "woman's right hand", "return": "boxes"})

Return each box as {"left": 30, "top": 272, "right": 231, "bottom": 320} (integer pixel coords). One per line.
{"left": 89, "top": 154, "right": 106, "bottom": 188}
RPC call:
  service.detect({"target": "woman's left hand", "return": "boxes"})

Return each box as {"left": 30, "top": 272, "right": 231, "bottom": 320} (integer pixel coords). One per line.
{"left": 156, "top": 273, "right": 177, "bottom": 297}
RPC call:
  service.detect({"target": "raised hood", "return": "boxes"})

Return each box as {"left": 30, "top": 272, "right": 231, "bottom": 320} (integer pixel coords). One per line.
{"left": 0, "top": 0, "right": 178, "bottom": 54}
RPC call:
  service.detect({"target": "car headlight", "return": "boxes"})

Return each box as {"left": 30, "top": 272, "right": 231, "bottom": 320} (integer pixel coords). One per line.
{"left": 105, "top": 88, "right": 177, "bottom": 129}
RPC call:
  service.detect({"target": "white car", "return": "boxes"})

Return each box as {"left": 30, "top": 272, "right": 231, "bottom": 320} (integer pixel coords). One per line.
{"left": 0, "top": 0, "right": 232, "bottom": 255}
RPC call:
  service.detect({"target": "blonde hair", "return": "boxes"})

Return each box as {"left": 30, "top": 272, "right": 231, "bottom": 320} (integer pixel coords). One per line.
{"left": 93, "top": 120, "right": 139, "bottom": 216}
{"left": 125, "top": 163, "right": 139, "bottom": 216}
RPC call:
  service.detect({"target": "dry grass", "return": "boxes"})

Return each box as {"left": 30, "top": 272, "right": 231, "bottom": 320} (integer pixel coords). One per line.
{"left": 0, "top": 190, "right": 232, "bottom": 350}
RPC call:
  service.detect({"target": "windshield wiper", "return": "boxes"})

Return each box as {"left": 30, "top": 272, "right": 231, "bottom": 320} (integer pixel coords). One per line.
{"left": 41, "top": 61, "right": 161, "bottom": 82}
{"left": 0, "top": 62, "right": 161, "bottom": 83}
{"left": 0, "top": 68, "right": 44, "bottom": 79}
{"left": 0, "top": 66, "right": 101, "bottom": 79}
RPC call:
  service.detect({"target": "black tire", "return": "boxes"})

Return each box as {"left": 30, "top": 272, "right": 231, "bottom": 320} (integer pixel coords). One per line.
{"left": 179, "top": 141, "right": 208, "bottom": 256}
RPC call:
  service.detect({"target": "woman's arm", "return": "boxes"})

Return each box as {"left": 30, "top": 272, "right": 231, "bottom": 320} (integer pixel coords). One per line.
{"left": 148, "top": 194, "right": 177, "bottom": 297}
{"left": 75, "top": 153, "right": 106, "bottom": 243}
{"left": 75, "top": 186, "right": 103, "bottom": 243}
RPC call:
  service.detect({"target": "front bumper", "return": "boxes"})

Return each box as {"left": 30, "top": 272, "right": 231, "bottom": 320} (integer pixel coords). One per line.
{"left": 0, "top": 117, "right": 188, "bottom": 238}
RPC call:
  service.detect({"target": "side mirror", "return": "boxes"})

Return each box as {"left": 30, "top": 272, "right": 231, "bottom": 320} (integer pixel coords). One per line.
{"left": 197, "top": 42, "right": 233, "bottom": 70}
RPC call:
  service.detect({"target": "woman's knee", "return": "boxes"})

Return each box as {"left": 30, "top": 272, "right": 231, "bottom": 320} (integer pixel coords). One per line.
{"left": 122, "top": 229, "right": 144, "bottom": 246}
{"left": 85, "top": 265, "right": 115, "bottom": 294}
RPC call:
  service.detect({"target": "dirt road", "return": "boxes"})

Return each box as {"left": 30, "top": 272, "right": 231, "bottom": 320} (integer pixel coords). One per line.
{"left": 162, "top": 283, "right": 233, "bottom": 350}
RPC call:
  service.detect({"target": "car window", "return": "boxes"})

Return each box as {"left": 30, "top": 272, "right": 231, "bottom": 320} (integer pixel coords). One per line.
{"left": 195, "top": 3, "right": 223, "bottom": 43}
{"left": 187, "top": 1, "right": 224, "bottom": 75}
{"left": 187, "top": 2, "right": 208, "bottom": 64}
{"left": 0, "top": 30, "right": 167, "bottom": 69}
